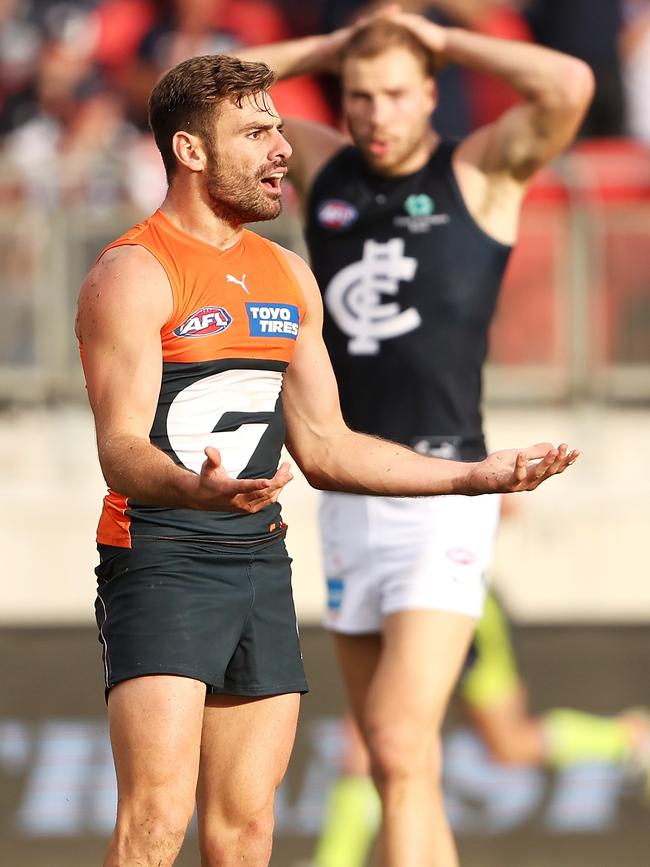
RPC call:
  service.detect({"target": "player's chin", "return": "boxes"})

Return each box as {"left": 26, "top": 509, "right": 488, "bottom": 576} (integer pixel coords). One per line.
{"left": 261, "top": 184, "right": 283, "bottom": 205}
{"left": 361, "top": 146, "right": 389, "bottom": 165}
{"left": 249, "top": 198, "right": 282, "bottom": 222}
{"left": 363, "top": 149, "right": 402, "bottom": 174}
{"left": 261, "top": 200, "right": 282, "bottom": 221}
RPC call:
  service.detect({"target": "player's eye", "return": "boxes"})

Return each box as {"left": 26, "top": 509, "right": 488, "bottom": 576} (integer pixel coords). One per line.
{"left": 248, "top": 130, "right": 261, "bottom": 140}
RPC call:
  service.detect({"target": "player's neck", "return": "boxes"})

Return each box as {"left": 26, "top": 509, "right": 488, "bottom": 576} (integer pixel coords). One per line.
{"left": 160, "top": 185, "right": 244, "bottom": 252}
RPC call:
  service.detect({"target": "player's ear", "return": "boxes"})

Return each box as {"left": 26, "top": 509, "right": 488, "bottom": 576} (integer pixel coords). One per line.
{"left": 172, "top": 131, "right": 207, "bottom": 174}
{"left": 425, "top": 76, "right": 438, "bottom": 113}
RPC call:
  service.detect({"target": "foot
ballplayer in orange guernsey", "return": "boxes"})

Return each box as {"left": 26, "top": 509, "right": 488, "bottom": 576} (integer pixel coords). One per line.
{"left": 76, "top": 54, "right": 578, "bottom": 867}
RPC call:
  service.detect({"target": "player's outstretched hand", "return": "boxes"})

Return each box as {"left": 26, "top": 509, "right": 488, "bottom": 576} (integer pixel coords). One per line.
{"left": 464, "top": 442, "right": 579, "bottom": 494}
{"left": 195, "top": 446, "right": 293, "bottom": 513}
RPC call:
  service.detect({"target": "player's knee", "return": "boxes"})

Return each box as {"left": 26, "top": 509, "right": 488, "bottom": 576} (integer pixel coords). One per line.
{"left": 365, "top": 719, "right": 442, "bottom": 788}
{"left": 113, "top": 800, "right": 192, "bottom": 863}
{"left": 200, "top": 810, "right": 274, "bottom": 866}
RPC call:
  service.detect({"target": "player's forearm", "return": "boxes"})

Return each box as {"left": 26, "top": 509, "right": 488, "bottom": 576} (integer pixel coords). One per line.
{"left": 298, "top": 429, "right": 474, "bottom": 496}
{"left": 236, "top": 30, "right": 350, "bottom": 80}
{"left": 97, "top": 433, "right": 199, "bottom": 507}
{"left": 440, "top": 28, "right": 593, "bottom": 108}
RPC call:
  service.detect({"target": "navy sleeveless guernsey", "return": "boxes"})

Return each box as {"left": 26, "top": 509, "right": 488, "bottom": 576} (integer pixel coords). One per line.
{"left": 305, "top": 140, "right": 512, "bottom": 461}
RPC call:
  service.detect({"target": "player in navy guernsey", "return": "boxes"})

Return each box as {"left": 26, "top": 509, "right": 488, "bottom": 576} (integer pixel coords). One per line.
{"left": 238, "top": 13, "right": 593, "bottom": 867}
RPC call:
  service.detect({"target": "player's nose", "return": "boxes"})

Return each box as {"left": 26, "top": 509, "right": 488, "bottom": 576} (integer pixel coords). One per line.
{"left": 369, "top": 96, "right": 392, "bottom": 127}
{"left": 271, "top": 128, "right": 292, "bottom": 161}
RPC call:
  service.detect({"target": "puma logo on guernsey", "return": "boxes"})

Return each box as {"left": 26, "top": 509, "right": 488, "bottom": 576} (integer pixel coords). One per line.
{"left": 173, "top": 306, "right": 233, "bottom": 338}
{"left": 226, "top": 273, "right": 249, "bottom": 294}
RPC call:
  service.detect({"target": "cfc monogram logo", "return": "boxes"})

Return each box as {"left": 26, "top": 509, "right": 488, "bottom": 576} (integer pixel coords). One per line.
{"left": 324, "top": 238, "right": 421, "bottom": 354}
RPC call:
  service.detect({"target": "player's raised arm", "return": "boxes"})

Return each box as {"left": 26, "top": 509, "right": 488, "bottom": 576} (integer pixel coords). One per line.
{"left": 76, "top": 246, "right": 291, "bottom": 513}
{"left": 279, "top": 247, "right": 578, "bottom": 497}
{"left": 395, "top": 11, "right": 595, "bottom": 183}
{"left": 235, "top": 27, "right": 352, "bottom": 79}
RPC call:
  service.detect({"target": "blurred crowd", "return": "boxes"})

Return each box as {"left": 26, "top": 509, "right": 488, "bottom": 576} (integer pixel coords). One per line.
{"left": 1, "top": 0, "right": 649, "bottom": 210}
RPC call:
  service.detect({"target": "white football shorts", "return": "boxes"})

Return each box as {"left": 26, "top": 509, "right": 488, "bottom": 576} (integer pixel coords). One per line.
{"left": 320, "top": 491, "right": 501, "bottom": 633}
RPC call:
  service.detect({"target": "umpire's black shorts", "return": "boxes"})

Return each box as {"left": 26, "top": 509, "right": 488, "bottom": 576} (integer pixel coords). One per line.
{"left": 94, "top": 534, "right": 308, "bottom": 698}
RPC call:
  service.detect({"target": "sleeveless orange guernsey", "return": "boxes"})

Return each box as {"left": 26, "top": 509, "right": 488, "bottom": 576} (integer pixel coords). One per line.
{"left": 89, "top": 210, "right": 306, "bottom": 548}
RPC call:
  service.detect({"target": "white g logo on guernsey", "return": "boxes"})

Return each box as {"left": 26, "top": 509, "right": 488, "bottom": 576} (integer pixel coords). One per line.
{"left": 167, "top": 368, "right": 283, "bottom": 479}
{"left": 325, "top": 239, "right": 421, "bottom": 354}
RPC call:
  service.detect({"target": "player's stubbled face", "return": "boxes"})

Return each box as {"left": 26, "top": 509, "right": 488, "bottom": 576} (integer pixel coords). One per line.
{"left": 204, "top": 92, "right": 291, "bottom": 224}
{"left": 343, "top": 47, "right": 436, "bottom": 177}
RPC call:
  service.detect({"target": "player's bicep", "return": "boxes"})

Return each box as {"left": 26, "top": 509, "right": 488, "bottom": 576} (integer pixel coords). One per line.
{"left": 77, "top": 246, "right": 173, "bottom": 441}
{"left": 470, "top": 104, "right": 566, "bottom": 182}
{"left": 277, "top": 250, "right": 348, "bottom": 463}
{"left": 468, "top": 62, "right": 594, "bottom": 183}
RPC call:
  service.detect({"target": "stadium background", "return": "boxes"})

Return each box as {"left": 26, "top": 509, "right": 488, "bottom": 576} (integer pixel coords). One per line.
{"left": 1, "top": 0, "right": 650, "bottom": 863}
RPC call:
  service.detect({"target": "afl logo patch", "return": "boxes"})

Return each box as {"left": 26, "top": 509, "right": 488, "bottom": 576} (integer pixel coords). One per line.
{"left": 317, "top": 199, "right": 358, "bottom": 230}
{"left": 173, "top": 306, "right": 232, "bottom": 338}
{"left": 446, "top": 547, "right": 476, "bottom": 566}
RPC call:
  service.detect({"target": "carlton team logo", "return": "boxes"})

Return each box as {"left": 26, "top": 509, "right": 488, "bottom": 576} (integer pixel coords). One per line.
{"left": 324, "top": 238, "right": 420, "bottom": 355}
{"left": 317, "top": 199, "right": 359, "bottom": 230}
{"left": 173, "top": 306, "right": 233, "bottom": 338}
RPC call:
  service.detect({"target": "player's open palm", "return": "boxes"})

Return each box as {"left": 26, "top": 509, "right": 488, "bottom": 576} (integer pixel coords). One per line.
{"left": 467, "top": 442, "right": 579, "bottom": 494}
{"left": 196, "top": 446, "right": 293, "bottom": 512}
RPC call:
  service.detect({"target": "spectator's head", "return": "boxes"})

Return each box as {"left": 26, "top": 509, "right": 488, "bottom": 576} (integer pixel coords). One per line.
{"left": 171, "top": 0, "right": 224, "bottom": 33}
{"left": 340, "top": 20, "right": 439, "bottom": 175}
{"left": 148, "top": 54, "right": 290, "bottom": 223}
{"left": 35, "top": 40, "right": 100, "bottom": 123}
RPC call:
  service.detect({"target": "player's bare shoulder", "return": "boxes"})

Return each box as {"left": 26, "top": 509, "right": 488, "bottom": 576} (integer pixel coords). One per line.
{"left": 271, "top": 241, "right": 323, "bottom": 318}
{"left": 76, "top": 244, "right": 173, "bottom": 342}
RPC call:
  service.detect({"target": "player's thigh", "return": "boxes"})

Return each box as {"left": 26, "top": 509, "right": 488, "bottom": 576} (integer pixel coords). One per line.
{"left": 196, "top": 692, "right": 300, "bottom": 826}
{"left": 367, "top": 609, "right": 477, "bottom": 732}
{"left": 333, "top": 631, "right": 382, "bottom": 726}
{"left": 108, "top": 675, "right": 206, "bottom": 805}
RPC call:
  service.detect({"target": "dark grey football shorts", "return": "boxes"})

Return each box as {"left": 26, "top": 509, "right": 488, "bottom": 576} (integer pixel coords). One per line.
{"left": 94, "top": 534, "right": 308, "bottom": 698}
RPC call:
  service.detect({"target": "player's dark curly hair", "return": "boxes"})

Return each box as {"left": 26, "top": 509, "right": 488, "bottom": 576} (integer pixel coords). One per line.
{"left": 148, "top": 54, "right": 275, "bottom": 181}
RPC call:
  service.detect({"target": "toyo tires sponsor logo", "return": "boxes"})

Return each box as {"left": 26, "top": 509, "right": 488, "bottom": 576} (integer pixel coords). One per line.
{"left": 173, "top": 306, "right": 232, "bottom": 338}
{"left": 246, "top": 302, "right": 299, "bottom": 339}
{"left": 317, "top": 199, "right": 358, "bottom": 230}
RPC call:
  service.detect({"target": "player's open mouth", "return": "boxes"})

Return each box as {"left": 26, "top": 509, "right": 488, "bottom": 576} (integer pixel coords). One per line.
{"left": 261, "top": 172, "right": 285, "bottom": 191}
{"left": 368, "top": 141, "right": 390, "bottom": 156}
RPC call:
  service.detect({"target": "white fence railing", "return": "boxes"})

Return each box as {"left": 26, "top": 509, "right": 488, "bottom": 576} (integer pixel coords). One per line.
{"left": 1, "top": 143, "right": 649, "bottom": 403}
